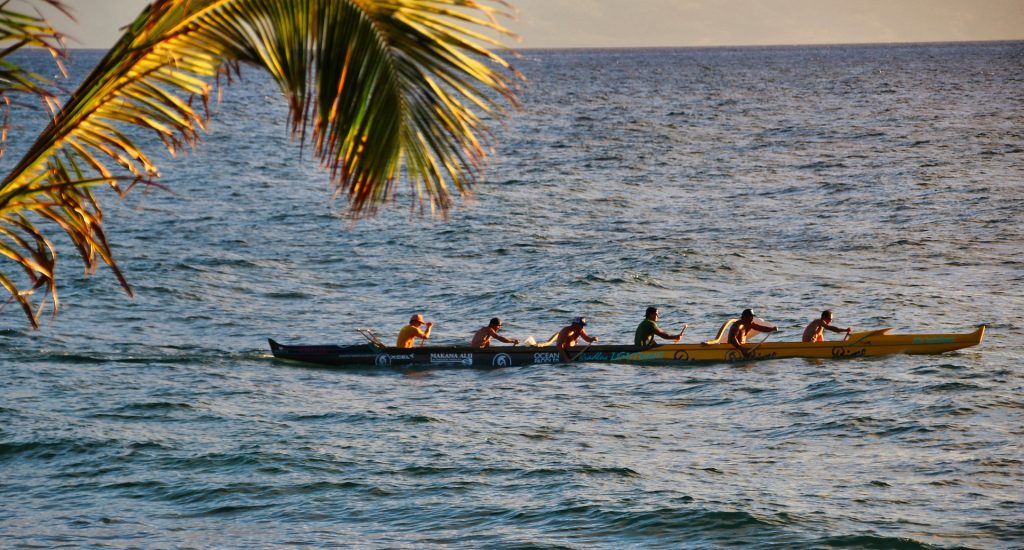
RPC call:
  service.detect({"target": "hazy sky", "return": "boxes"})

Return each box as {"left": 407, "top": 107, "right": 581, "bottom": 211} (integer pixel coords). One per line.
{"left": 41, "top": 0, "right": 1024, "bottom": 49}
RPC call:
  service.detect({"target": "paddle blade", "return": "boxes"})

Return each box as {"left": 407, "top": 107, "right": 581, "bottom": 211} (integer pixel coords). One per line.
{"left": 522, "top": 336, "right": 538, "bottom": 347}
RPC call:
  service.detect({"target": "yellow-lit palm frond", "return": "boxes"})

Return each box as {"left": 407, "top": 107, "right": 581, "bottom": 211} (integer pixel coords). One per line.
{"left": 0, "top": 0, "right": 519, "bottom": 327}
{"left": 1, "top": 0, "right": 68, "bottom": 157}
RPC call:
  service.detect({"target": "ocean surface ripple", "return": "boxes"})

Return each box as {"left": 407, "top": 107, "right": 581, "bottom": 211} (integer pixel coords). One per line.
{"left": 2, "top": 42, "right": 1023, "bottom": 548}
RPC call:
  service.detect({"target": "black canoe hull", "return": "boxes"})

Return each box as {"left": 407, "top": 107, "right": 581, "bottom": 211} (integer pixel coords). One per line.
{"left": 267, "top": 339, "right": 646, "bottom": 368}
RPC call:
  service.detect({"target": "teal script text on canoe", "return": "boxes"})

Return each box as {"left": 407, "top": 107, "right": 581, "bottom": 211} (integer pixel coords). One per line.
{"left": 912, "top": 337, "right": 957, "bottom": 345}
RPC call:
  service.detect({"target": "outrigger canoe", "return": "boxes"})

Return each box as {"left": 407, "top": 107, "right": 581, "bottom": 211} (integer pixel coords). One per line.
{"left": 267, "top": 325, "right": 985, "bottom": 369}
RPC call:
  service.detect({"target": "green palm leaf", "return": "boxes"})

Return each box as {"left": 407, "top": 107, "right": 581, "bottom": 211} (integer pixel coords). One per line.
{"left": 0, "top": 0, "right": 520, "bottom": 327}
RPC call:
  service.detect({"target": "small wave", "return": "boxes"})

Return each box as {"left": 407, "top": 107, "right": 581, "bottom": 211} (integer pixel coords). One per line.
{"left": 873, "top": 422, "right": 935, "bottom": 437}
{"left": 0, "top": 438, "right": 110, "bottom": 462}
{"left": 797, "top": 160, "right": 847, "bottom": 169}
{"left": 263, "top": 291, "right": 312, "bottom": 299}
{"left": 516, "top": 466, "right": 640, "bottom": 479}
{"left": 178, "top": 451, "right": 269, "bottom": 472}
{"left": 281, "top": 410, "right": 381, "bottom": 423}
{"left": 28, "top": 352, "right": 108, "bottom": 365}
{"left": 14, "top": 347, "right": 262, "bottom": 367}
{"left": 501, "top": 503, "right": 775, "bottom": 541}
{"left": 581, "top": 466, "right": 640, "bottom": 477}
{"left": 922, "top": 382, "right": 981, "bottom": 393}
{"left": 400, "top": 465, "right": 461, "bottom": 477}
{"left": 812, "top": 534, "right": 943, "bottom": 549}
{"left": 975, "top": 457, "right": 1022, "bottom": 468}
{"left": 113, "top": 401, "right": 195, "bottom": 413}
{"left": 199, "top": 503, "right": 276, "bottom": 516}
{"left": 404, "top": 414, "right": 445, "bottom": 424}
{"left": 793, "top": 380, "right": 864, "bottom": 403}
{"left": 665, "top": 397, "right": 732, "bottom": 408}
{"left": 923, "top": 404, "right": 976, "bottom": 417}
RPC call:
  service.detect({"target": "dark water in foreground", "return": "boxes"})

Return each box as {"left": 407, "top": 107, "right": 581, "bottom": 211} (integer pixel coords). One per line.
{"left": 2, "top": 42, "right": 1023, "bottom": 548}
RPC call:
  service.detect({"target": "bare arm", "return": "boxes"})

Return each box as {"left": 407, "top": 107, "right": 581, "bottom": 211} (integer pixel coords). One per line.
{"left": 491, "top": 328, "right": 519, "bottom": 345}
{"left": 655, "top": 324, "right": 687, "bottom": 342}
{"left": 825, "top": 324, "right": 851, "bottom": 335}
{"left": 750, "top": 321, "right": 778, "bottom": 333}
{"left": 653, "top": 326, "right": 675, "bottom": 339}
{"left": 728, "top": 324, "right": 747, "bottom": 356}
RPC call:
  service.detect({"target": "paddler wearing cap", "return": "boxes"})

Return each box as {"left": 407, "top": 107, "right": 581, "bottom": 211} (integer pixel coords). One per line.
{"left": 555, "top": 317, "right": 599, "bottom": 362}
{"left": 396, "top": 313, "right": 432, "bottom": 348}
{"left": 728, "top": 308, "right": 779, "bottom": 358}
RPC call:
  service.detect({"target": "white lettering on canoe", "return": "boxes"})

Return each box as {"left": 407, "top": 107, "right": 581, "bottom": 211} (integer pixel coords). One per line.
{"left": 430, "top": 352, "right": 473, "bottom": 366}
{"left": 375, "top": 354, "right": 414, "bottom": 366}
{"left": 533, "top": 352, "right": 561, "bottom": 364}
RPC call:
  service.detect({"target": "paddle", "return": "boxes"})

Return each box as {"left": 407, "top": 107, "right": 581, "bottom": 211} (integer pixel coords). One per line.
{"left": 418, "top": 322, "right": 432, "bottom": 347}
{"left": 356, "top": 328, "right": 384, "bottom": 347}
{"left": 670, "top": 323, "right": 688, "bottom": 342}
{"left": 745, "top": 330, "right": 775, "bottom": 357}
{"left": 569, "top": 343, "right": 593, "bottom": 362}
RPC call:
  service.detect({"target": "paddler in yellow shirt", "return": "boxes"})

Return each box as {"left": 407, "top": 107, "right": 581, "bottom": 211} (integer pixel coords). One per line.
{"left": 396, "top": 314, "right": 432, "bottom": 348}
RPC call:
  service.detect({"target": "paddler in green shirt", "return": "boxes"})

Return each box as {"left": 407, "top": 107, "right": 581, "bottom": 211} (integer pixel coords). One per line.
{"left": 634, "top": 306, "right": 687, "bottom": 347}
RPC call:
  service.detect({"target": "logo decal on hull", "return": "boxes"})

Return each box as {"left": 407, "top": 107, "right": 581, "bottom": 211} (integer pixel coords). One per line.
{"left": 430, "top": 352, "right": 473, "bottom": 366}
{"left": 831, "top": 347, "right": 867, "bottom": 358}
{"left": 533, "top": 352, "right": 561, "bottom": 364}
{"left": 375, "top": 353, "right": 414, "bottom": 366}
{"left": 492, "top": 353, "right": 513, "bottom": 367}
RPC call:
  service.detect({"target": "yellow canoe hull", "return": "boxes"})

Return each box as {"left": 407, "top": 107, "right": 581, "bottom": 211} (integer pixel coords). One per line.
{"left": 603, "top": 325, "right": 987, "bottom": 364}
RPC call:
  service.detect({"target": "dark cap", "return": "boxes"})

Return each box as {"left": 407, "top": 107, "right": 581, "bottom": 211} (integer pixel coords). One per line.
{"left": 645, "top": 306, "right": 658, "bottom": 317}
{"left": 572, "top": 316, "right": 587, "bottom": 326}
{"left": 490, "top": 317, "right": 502, "bottom": 327}
{"left": 741, "top": 309, "right": 754, "bottom": 319}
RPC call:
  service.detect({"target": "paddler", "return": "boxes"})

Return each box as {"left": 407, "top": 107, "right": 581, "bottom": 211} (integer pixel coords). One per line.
{"left": 802, "top": 310, "right": 851, "bottom": 342}
{"left": 396, "top": 313, "right": 432, "bottom": 348}
{"left": 470, "top": 317, "right": 519, "bottom": 348}
{"left": 556, "top": 317, "right": 599, "bottom": 362}
{"left": 634, "top": 306, "right": 686, "bottom": 347}
{"left": 728, "top": 309, "right": 779, "bottom": 358}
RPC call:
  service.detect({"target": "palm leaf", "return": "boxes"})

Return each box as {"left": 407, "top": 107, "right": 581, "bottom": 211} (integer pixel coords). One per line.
{"left": 0, "top": 0, "right": 519, "bottom": 327}
{"left": 1, "top": 0, "right": 68, "bottom": 158}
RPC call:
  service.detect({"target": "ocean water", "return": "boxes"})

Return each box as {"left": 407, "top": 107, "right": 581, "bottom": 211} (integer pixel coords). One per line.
{"left": 2, "top": 42, "right": 1023, "bottom": 548}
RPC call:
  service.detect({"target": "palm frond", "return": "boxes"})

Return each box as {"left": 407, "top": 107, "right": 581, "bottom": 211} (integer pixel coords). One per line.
{"left": 0, "top": 0, "right": 68, "bottom": 158}
{"left": 0, "top": 0, "right": 520, "bottom": 327}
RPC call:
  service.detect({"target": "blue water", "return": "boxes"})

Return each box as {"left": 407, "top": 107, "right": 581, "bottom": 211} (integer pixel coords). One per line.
{"left": 2, "top": 42, "right": 1023, "bottom": 548}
